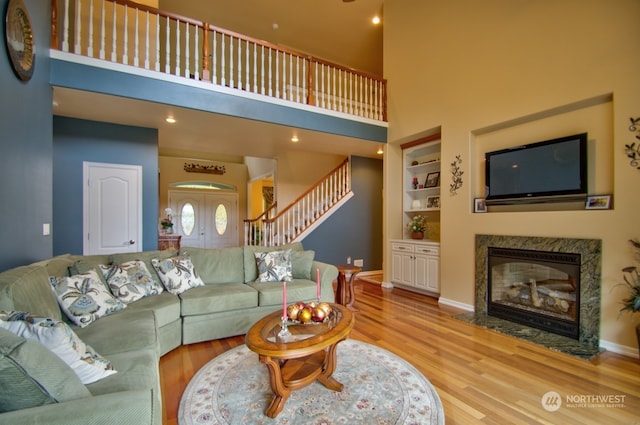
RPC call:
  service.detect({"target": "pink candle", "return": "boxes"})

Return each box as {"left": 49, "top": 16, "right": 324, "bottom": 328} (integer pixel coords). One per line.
{"left": 316, "top": 268, "right": 321, "bottom": 300}
{"left": 282, "top": 280, "right": 287, "bottom": 320}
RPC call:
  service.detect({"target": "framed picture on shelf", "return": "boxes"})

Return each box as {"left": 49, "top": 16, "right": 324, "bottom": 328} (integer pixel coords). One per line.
{"left": 426, "top": 196, "right": 440, "bottom": 209}
{"left": 474, "top": 198, "right": 487, "bottom": 213}
{"left": 585, "top": 195, "right": 611, "bottom": 210}
{"left": 425, "top": 172, "right": 440, "bottom": 188}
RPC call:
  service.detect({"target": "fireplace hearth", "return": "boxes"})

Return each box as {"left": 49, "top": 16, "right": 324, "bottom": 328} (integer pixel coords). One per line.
{"left": 455, "top": 234, "right": 603, "bottom": 360}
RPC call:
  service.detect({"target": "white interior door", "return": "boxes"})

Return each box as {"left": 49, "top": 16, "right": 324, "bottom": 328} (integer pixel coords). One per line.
{"left": 84, "top": 162, "right": 142, "bottom": 255}
{"left": 169, "top": 191, "right": 239, "bottom": 249}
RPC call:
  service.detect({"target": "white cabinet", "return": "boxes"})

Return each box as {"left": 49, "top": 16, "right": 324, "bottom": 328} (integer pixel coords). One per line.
{"left": 391, "top": 240, "right": 440, "bottom": 294}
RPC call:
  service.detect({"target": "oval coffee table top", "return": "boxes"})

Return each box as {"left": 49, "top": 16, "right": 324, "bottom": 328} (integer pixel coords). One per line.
{"left": 245, "top": 303, "right": 354, "bottom": 359}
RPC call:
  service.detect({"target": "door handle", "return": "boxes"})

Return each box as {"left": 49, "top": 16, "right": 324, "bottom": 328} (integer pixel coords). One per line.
{"left": 128, "top": 240, "right": 135, "bottom": 245}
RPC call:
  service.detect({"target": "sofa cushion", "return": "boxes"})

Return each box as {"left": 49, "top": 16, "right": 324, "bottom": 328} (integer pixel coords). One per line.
{"left": 254, "top": 249, "right": 293, "bottom": 282}
{"left": 110, "top": 249, "right": 178, "bottom": 290}
{"left": 49, "top": 270, "right": 127, "bottom": 328}
{"left": 180, "top": 283, "right": 258, "bottom": 316}
{"left": 243, "top": 242, "right": 304, "bottom": 282}
{"left": 86, "top": 347, "right": 158, "bottom": 399}
{"left": 74, "top": 309, "right": 159, "bottom": 357}
{"left": 0, "top": 264, "right": 63, "bottom": 321}
{"left": 124, "top": 292, "right": 180, "bottom": 328}
{"left": 32, "top": 254, "right": 76, "bottom": 279}
{"left": 99, "top": 260, "right": 164, "bottom": 303}
{"left": 68, "top": 254, "right": 113, "bottom": 275}
{"left": 151, "top": 254, "right": 204, "bottom": 295}
{"left": 247, "top": 279, "right": 320, "bottom": 307}
{"left": 292, "top": 250, "right": 315, "bottom": 280}
{"left": 181, "top": 246, "right": 244, "bottom": 284}
{"left": 0, "top": 311, "right": 117, "bottom": 384}
{"left": 0, "top": 328, "right": 91, "bottom": 413}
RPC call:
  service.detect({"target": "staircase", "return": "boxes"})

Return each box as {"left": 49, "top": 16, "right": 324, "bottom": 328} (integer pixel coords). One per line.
{"left": 244, "top": 159, "right": 353, "bottom": 246}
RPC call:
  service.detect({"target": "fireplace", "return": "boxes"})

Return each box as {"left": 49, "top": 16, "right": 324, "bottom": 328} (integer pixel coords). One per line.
{"left": 487, "top": 247, "right": 580, "bottom": 340}
{"left": 474, "top": 234, "right": 602, "bottom": 352}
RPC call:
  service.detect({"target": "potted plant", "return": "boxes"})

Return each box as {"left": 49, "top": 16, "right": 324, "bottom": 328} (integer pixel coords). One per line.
{"left": 617, "top": 239, "right": 640, "bottom": 358}
{"left": 407, "top": 215, "right": 427, "bottom": 240}
{"left": 160, "top": 208, "right": 174, "bottom": 234}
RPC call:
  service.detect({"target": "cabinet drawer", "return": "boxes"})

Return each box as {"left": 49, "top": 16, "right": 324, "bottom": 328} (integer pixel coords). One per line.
{"left": 391, "top": 242, "right": 414, "bottom": 252}
{"left": 415, "top": 245, "right": 439, "bottom": 256}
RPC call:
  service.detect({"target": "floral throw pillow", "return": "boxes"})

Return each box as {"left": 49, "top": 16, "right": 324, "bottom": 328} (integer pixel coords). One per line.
{"left": 151, "top": 253, "right": 204, "bottom": 295}
{"left": 0, "top": 311, "right": 117, "bottom": 384}
{"left": 49, "top": 269, "right": 126, "bottom": 328}
{"left": 254, "top": 249, "right": 293, "bottom": 282}
{"left": 98, "top": 260, "right": 163, "bottom": 304}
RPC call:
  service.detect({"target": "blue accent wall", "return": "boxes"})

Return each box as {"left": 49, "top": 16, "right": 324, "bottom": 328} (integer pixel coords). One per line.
{"left": 303, "top": 156, "right": 383, "bottom": 271}
{"left": 50, "top": 59, "right": 387, "bottom": 143}
{"left": 53, "top": 117, "right": 159, "bottom": 255}
{"left": 0, "top": 0, "right": 53, "bottom": 271}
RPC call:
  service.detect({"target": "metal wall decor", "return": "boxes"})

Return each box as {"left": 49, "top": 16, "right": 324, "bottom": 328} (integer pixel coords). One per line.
{"left": 625, "top": 117, "right": 640, "bottom": 169}
{"left": 449, "top": 155, "right": 463, "bottom": 195}
{"left": 183, "top": 162, "right": 226, "bottom": 175}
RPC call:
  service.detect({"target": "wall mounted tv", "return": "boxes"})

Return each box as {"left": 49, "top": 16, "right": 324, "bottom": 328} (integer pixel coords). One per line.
{"left": 485, "top": 133, "right": 587, "bottom": 205}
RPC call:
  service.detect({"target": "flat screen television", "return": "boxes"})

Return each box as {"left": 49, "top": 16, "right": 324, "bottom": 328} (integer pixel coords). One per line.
{"left": 485, "top": 133, "right": 587, "bottom": 204}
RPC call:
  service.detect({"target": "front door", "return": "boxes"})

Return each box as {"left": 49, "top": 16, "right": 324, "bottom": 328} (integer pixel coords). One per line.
{"left": 169, "top": 191, "right": 239, "bottom": 248}
{"left": 83, "top": 162, "right": 142, "bottom": 255}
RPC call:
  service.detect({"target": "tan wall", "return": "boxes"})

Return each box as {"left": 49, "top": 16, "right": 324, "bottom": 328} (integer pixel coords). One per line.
{"left": 275, "top": 151, "right": 346, "bottom": 208}
{"left": 384, "top": 0, "right": 640, "bottom": 352}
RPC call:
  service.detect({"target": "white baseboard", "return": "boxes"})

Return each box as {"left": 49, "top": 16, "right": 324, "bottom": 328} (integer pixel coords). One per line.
{"left": 438, "top": 297, "right": 474, "bottom": 312}
{"left": 381, "top": 281, "right": 394, "bottom": 288}
{"left": 599, "top": 339, "right": 639, "bottom": 359}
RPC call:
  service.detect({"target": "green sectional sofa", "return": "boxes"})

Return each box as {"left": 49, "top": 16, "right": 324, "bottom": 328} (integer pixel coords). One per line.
{"left": 0, "top": 242, "right": 337, "bottom": 425}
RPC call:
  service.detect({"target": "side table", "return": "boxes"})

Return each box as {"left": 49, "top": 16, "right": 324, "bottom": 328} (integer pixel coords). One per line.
{"left": 335, "top": 264, "right": 361, "bottom": 311}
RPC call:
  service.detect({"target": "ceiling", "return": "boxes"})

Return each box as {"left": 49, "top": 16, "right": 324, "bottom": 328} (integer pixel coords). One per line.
{"left": 53, "top": 0, "right": 385, "bottom": 163}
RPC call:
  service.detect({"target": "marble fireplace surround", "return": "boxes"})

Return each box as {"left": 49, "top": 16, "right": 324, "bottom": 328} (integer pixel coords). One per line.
{"left": 467, "top": 234, "right": 603, "bottom": 358}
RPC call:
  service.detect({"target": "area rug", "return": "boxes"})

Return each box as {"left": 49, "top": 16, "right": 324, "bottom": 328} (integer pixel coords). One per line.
{"left": 178, "top": 339, "right": 444, "bottom": 425}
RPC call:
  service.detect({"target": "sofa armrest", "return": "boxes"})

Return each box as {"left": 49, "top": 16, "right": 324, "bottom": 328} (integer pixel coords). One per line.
{"left": 0, "top": 390, "right": 156, "bottom": 425}
{"left": 312, "top": 261, "right": 338, "bottom": 303}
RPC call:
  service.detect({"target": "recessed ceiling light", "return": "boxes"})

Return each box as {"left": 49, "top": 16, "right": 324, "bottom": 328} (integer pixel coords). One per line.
{"left": 166, "top": 117, "right": 176, "bottom": 124}
{"left": 377, "top": 146, "right": 384, "bottom": 155}
{"left": 291, "top": 136, "right": 299, "bottom": 143}
{"left": 372, "top": 15, "right": 381, "bottom": 25}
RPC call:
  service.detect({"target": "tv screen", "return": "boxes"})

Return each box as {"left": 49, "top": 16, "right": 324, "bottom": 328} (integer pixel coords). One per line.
{"left": 485, "top": 133, "right": 587, "bottom": 204}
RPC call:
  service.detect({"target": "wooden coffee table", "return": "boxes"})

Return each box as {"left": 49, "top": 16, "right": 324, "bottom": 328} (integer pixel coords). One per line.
{"left": 245, "top": 303, "right": 354, "bottom": 418}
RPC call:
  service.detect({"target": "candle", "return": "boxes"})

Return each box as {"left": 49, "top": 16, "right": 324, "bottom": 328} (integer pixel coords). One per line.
{"left": 282, "top": 280, "right": 287, "bottom": 320}
{"left": 316, "top": 268, "right": 321, "bottom": 300}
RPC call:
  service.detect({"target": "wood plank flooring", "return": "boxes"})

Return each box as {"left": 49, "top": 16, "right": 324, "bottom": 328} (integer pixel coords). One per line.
{"left": 160, "top": 279, "right": 640, "bottom": 425}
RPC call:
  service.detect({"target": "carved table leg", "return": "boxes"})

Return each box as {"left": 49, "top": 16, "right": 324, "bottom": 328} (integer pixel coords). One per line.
{"left": 317, "top": 340, "right": 345, "bottom": 391}
{"left": 260, "top": 355, "right": 291, "bottom": 418}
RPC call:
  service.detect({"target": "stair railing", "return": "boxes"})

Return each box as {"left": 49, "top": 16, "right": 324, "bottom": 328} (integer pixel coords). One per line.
{"left": 243, "top": 202, "right": 277, "bottom": 246}
{"left": 253, "top": 158, "right": 350, "bottom": 247}
{"left": 50, "top": 0, "right": 387, "bottom": 121}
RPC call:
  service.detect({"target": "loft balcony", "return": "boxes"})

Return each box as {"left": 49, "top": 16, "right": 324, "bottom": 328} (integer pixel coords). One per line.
{"left": 49, "top": 0, "right": 388, "bottom": 149}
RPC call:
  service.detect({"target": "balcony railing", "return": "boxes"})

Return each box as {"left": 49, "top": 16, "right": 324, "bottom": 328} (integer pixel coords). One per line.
{"left": 51, "top": 0, "right": 387, "bottom": 122}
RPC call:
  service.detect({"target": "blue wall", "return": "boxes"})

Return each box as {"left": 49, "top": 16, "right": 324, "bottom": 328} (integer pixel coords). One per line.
{"left": 53, "top": 117, "right": 159, "bottom": 255}
{"left": 303, "top": 156, "right": 383, "bottom": 271}
{"left": 0, "top": 0, "right": 53, "bottom": 271}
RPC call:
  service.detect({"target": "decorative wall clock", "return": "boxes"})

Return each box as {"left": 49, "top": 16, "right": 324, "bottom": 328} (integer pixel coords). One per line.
{"left": 5, "top": 0, "right": 35, "bottom": 81}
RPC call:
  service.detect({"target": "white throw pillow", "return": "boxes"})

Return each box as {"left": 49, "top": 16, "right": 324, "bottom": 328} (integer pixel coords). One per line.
{"left": 0, "top": 311, "right": 117, "bottom": 384}
{"left": 151, "top": 253, "right": 204, "bottom": 295}
{"left": 99, "top": 260, "right": 163, "bottom": 303}
{"left": 254, "top": 249, "right": 293, "bottom": 282}
{"left": 49, "top": 269, "right": 126, "bottom": 328}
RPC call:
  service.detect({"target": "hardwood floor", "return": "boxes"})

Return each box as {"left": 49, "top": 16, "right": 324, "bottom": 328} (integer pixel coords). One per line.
{"left": 160, "top": 279, "right": 640, "bottom": 425}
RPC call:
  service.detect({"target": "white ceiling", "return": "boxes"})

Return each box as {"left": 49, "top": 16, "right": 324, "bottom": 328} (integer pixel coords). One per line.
{"left": 52, "top": 87, "right": 386, "bottom": 161}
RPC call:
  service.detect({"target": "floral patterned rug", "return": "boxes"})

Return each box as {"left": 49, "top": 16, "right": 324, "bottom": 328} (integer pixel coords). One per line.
{"left": 179, "top": 339, "right": 444, "bottom": 425}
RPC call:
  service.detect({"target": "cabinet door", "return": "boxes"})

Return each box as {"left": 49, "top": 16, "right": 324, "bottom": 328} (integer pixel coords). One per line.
{"left": 391, "top": 251, "right": 414, "bottom": 286}
{"left": 425, "top": 255, "right": 440, "bottom": 293}
{"left": 413, "top": 254, "right": 429, "bottom": 290}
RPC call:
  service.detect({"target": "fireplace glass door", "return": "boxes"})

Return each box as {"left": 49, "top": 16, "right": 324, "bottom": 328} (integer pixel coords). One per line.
{"left": 487, "top": 247, "right": 581, "bottom": 339}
